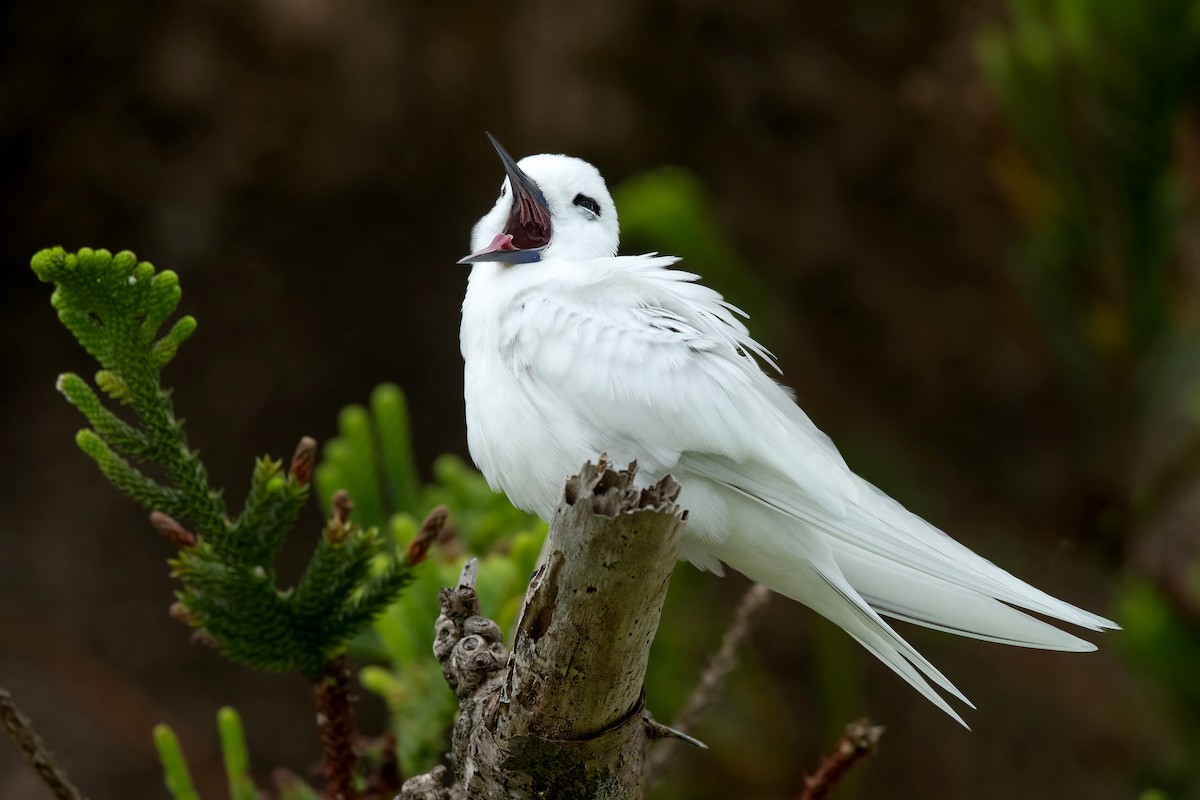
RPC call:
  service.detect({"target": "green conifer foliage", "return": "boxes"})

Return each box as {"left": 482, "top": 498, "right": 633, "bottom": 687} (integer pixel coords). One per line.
{"left": 31, "top": 246, "right": 412, "bottom": 681}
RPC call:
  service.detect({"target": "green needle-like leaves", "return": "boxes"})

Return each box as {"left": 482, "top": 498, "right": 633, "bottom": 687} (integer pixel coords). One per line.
{"left": 218, "top": 707, "right": 259, "bottom": 800}
{"left": 156, "top": 709, "right": 325, "bottom": 800}
{"left": 34, "top": 247, "right": 225, "bottom": 533}
{"left": 154, "top": 724, "right": 201, "bottom": 800}
{"left": 32, "top": 247, "right": 411, "bottom": 681}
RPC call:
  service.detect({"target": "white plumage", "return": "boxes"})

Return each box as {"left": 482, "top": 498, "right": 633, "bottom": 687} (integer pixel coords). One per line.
{"left": 458, "top": 137, "right": 1117, "bottom": 725}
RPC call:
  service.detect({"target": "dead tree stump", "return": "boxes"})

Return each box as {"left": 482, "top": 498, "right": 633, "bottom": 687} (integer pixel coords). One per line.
{"left": 399, "top": 458, "right": 686, "bottom": 800}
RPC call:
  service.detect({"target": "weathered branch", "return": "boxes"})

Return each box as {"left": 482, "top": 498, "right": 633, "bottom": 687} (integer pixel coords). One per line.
{"left": 401, "top": 458, "right": 686, "bottom": 800}
{"left": 0, "top": 686, "right": 88, "bottom": 800}
{"left": 797, "top": 718, "right": 884, "bottom": 800}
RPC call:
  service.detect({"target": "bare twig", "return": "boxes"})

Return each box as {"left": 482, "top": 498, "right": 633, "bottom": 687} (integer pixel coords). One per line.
{"left": 0, "top": 614, "right": 225, "bottom": 795}
{"left": 0, "top": 686, "right": 88, "bottom": 800}
{"left": 797, "top": 718, "right": 884, "bottom": 800}
{"left": 646, "top": 581, "right": 772, "bottom": 781}
{"left": 674, "top": 582, "right": 772, "bottom": 734}
{"left": 314, "top": 656, "right": 360, "bottom": 800}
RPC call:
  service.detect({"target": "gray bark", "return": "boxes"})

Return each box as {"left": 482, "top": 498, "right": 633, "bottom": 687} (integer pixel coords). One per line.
{"left": 399, "top": 459, "right": 687, "bottom": 800}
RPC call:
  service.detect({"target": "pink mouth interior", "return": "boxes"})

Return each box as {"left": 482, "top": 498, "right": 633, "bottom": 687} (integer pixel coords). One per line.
{"left": 462, "top": 173, "right": 553, "bottom": 262}
{"left": 486, "top": 233, "right": 517, "bottom": 252}
{"left": 463, "top": 232, "right": 518, "bottom": 260}
{"left": 465, "top": 201, "right": 552, "bottom": 260}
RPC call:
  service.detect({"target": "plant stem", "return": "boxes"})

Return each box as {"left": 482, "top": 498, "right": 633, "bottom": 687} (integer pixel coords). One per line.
{"left": 314, "top": 656, "right": 360, "bottom": 800}
{"left": 0, "top": 686, "right": 88, "bottom": 800}
{"left": 797, "top": 718, "right": 884, "bottom": 800}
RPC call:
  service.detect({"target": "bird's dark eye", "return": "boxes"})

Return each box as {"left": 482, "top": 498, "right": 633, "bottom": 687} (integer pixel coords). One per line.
{"left": 573, "top": 193, "right": 601, "bottom": 216}
{"left": 499, "top": 183, "right": 507, "bottom": 197}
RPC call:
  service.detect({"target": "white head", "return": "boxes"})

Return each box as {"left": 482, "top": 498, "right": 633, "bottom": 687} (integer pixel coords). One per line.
{"left": 459, "top": 134, "right": 620, "bottom": 265}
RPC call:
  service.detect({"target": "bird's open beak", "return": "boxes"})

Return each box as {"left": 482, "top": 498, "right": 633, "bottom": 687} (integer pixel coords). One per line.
{"left": 458, "top": 133, "right": 552, "bottom": 265}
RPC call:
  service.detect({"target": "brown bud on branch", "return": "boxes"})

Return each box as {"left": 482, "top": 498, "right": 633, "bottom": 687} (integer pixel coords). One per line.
{"left": 290, "top": 436, "right": 317, "bottom": 485}
{"left": 332, "top": 490, "right": 353, "bottom": 524}
{"left": 325, "top": 490, "right": 354, "bottom": 544}
{"left": 191, "top": 630, "right": 221, "bottom": 651}
{"left": 150, "top": 511, "right": 197, "bottom": 548}
{"left": 168, "top": 602, "right": 200, "bottom": 627}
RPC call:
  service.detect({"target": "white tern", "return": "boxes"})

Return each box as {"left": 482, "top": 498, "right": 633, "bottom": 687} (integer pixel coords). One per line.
{"left": 458, "top": 134, "right": 1117, "bottom": 725}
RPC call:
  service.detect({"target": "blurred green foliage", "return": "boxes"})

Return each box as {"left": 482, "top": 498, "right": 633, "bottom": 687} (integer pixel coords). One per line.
{"left": 1117, "top": 576, "right": 1200, "bottom": 796}
{"left": 1118, "top": 579, "right": 1200, "bottom": 724}
{"left": 315, "top": 382, "right": 547, "bottom": 775}
{"left": 153, "top": 722, "right": 201, "bottom": 800}
{"left": 153, "top": 710, "right": 324, "bottom": 796}
{"left": 981, "top": 1, "right": 1200, "bottom": 794}
{"left": 155, "top": 708, "right": 287, "bottom": 800}
{"left": 215, "top": 707, "right": 259, "bottom": 800}
{"left": 978, "top": 0, "right": 1197, "bottom": 372}
{"left": 978, "top": 0, "right": 1200, "bottom": 516}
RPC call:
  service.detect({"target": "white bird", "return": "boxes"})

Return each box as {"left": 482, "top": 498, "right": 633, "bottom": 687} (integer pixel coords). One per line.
{"left": 458, "top": 134, "right": 1117, "bottom": 725}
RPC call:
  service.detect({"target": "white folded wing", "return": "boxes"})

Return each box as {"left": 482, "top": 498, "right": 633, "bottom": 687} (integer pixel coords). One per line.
{"left": 495, "top": 253, "right": 1117, "bottom": 723}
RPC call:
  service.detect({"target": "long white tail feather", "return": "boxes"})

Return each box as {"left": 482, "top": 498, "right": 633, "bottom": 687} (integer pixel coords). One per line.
{"left": 851, "top": 477, "right": 1118, "bottom": 631}
{"left": 683, "top": 453, "right": 1117, "bottom": 631}
{"left": 789, "top": 561, "right": 972, "bottom": 727}
{"left": 690, "top": 464, "right": 1108, "bottom": 724}
{"left": 846, "top": 632, "right": 969, "bottom": 728}
{"left": 834, "top": 546, "right": 1098, "bottom": 651}
{"left": 812, "top": 562, "right": 973, "bottom": 704}
{"left": 709, "top": 523, "right": 976, "bottom": 726}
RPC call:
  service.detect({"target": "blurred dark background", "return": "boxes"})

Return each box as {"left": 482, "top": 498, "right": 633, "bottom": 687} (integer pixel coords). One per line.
{"left": 3, "top": 1, "right": 1199, "bottom": 798}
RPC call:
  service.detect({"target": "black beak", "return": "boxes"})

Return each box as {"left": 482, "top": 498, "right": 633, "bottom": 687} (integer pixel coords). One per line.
{"left": 458, "top": 133, "right": 552, "bottom": 265}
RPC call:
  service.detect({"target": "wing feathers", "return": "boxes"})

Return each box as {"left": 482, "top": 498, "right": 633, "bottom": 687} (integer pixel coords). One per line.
{"left": 490, "top": 253, "right": 1115, "bottom": 724}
